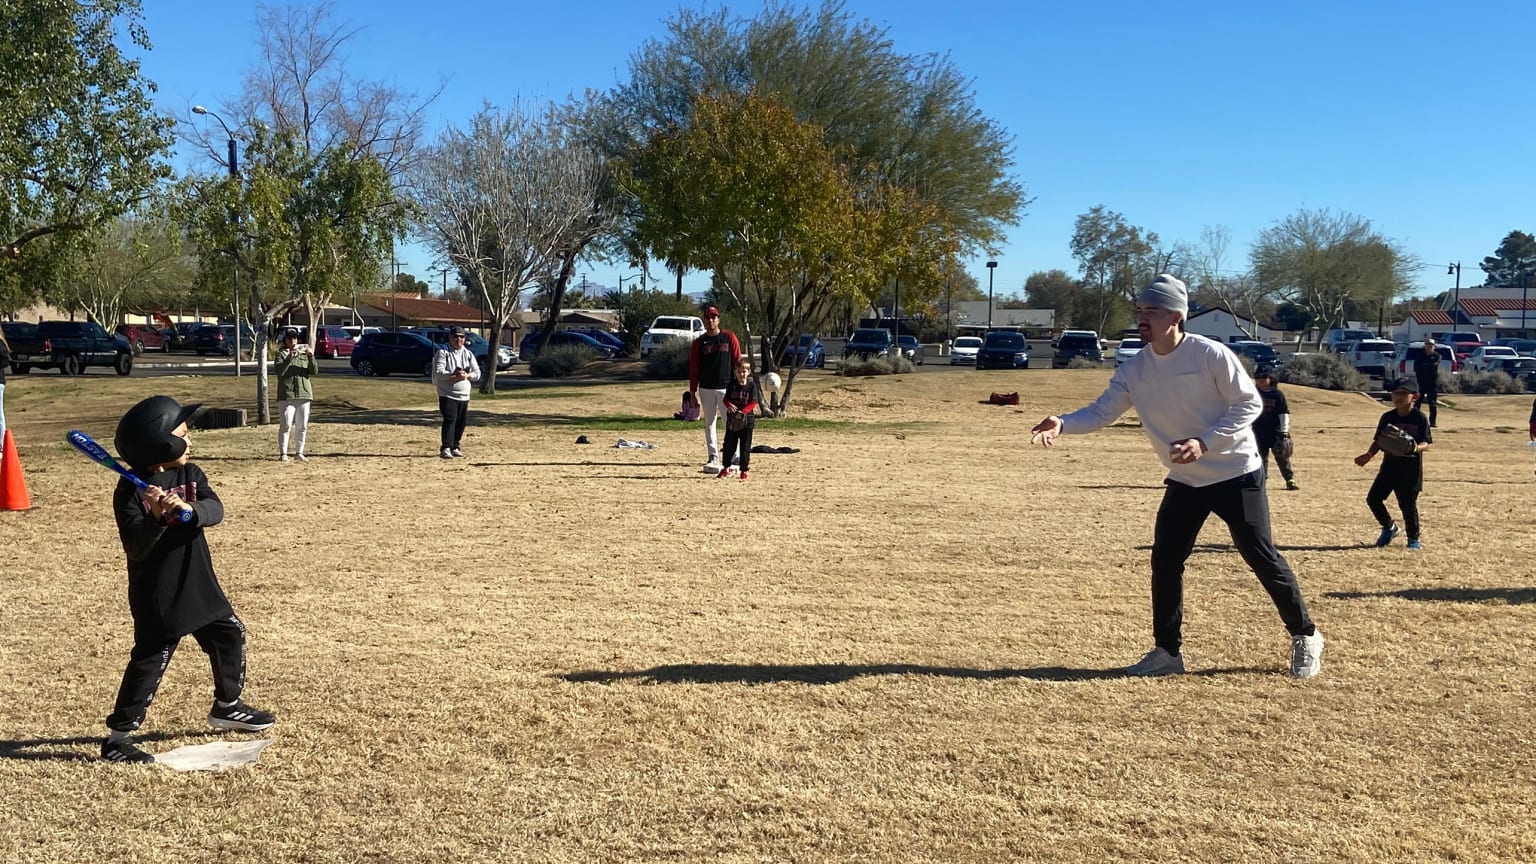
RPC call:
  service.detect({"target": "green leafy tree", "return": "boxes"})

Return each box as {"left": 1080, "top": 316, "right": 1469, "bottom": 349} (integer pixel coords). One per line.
{"left": 1478, "top": 230, "right": 1536, "bottom": 290}
{"left": 177, "top": 127, "right": 401, "bottom": 421}
{"left": 1250, "top": 208, "right": 1415, "bottom": 346}
{"left": 392, "top": 272, "right": 430, "bottom": 297}
{"left": 1023, "top": 269, "right": 1084, "bottom": 327}
{"left": 1, "top": 0, "right": 174, "bottom": 309}
{"left": 176, "top": 2, "right": 420, "bottom": 420}
{"left": 603, "top": 0, "right": 1026, "bottom": 341}
{"left": 52, "top": 211, "right": 192, "bottom": 331}
{"left": 627, "top": 92, "right": 954, "bottom": 408}
{"left": 1069, "top": 206, "right": 1159, "bottom": 334}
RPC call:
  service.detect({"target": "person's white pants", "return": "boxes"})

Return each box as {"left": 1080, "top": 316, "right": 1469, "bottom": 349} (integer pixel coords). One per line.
{"left": 698, "top": 388, "right": 726, "bottom": 464}
{"left": 278, "top": 399, "right": 311, "bottom": 457}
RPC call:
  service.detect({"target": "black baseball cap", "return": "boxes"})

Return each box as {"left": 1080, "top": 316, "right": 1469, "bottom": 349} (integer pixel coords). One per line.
{"left": 448, "top": 326, "right": 467, "bottom": 336}
{"left": 1386, "top": 376, "right": 1418, "bottom": 393}
{"left": 1254, "top": 365, "right": 1277, "bottom": 379}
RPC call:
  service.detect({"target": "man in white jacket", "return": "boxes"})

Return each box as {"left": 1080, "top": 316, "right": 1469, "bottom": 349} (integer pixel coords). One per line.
{"left": 431, "top": 327, "right": 481, "bottom": 459}
{"left": 1030, "top": 275, "right": 1323, "bottom": 679}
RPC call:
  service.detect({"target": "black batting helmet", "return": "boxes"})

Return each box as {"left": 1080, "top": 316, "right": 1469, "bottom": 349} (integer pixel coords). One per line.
{"left": 114, "top": 396, "right": 203, "bottom": 470}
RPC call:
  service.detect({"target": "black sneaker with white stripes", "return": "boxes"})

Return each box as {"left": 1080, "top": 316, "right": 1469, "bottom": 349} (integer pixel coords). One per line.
{"left": 101, "top": 736, "right": 155, "bottom": 763}
{"left": 207, "top": 700, "right": 277, "bottom": 732}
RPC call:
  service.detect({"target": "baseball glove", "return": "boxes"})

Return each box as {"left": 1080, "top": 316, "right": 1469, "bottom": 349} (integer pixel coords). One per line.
{"left": 1374, "top": 424, "right": 1418, "bottom": 457}
{"left": 1274, "top": 434, "right": 1294, "bottom": 460}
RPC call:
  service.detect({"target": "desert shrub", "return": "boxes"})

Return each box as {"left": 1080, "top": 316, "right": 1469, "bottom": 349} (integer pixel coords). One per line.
{"left": 645, "top": 337, "right": 692, "bottom": 379}
{"left": 841, "top": 355, "right": 915, "bottom": 376}
{"left": 1066, "top": 356, "right": 1103, "bottom": 369}
{"left": 1451, "top": 369, "right": 1525, "bottom": 394}
{"left": 1279, "top": 352, "right": 1367, "bottom": 391}
{"left": 529, "top": 345, "right": 599, "bottom": 378}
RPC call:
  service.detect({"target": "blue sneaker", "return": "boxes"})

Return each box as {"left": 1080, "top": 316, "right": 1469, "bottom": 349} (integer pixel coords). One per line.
{"left": 1375, "top": 524, "right": 1400, "bottom": 547}
{"left": 1406, "top": 539, "right": 1423, "bottom": 550}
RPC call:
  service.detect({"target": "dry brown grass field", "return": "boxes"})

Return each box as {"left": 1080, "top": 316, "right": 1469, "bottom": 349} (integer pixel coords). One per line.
{"left": 2, "top": 365, "right": 1534, "bottom": 863}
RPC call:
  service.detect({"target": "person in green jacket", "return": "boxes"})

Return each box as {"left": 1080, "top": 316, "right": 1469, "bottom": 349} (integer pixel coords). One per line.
{"left": 275, "top": 328, "right": 316, "bottom": 462}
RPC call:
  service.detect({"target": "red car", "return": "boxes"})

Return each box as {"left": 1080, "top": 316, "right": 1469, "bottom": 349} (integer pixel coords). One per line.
{"left": 313, "top": 325, "right": 356, "bottom": 358}
{"left": 115, "top": 323, "right": 172, "bottom": 354}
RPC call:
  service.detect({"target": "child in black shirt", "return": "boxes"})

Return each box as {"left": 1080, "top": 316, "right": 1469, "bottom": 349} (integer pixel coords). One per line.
{"left": 1355, "top": 378, "right": 1432, "bottom": 549}
{"left": 717, "top": 358, "right": 762, "bottom": 481}
{"left": 101, "top": 396, "right": 276, "bottom": 763}
{"left": 1252, "top": 366, "right": 1298, "bottom": 490}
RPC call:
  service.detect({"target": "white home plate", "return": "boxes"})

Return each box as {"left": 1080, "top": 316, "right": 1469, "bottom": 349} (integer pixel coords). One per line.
{"left": 156, "top": 739, "right": 272, "bottom": 772}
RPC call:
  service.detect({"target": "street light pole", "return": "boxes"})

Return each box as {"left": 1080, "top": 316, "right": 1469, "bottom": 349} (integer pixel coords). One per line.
{"left": 1447, "top": 261, "right": 1461, "bottom": 326}
{"left": 985, "top": 260, "right": 998, "bottom": 329}
{"left": 193, "top": 105, "right": 241, "bottom": 376}
{"left": 390, "top": 257, "right": 402, "bottom": 329}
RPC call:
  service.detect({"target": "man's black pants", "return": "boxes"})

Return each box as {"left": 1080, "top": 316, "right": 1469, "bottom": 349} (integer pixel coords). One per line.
{"left": 439, "top": 396, "right": 469, "bottom": 450}
{"left": 107, "top": 616, "right": 247, "bottom": 732}
{"left": 1415, "top": 379, "right": 1438, "bottom": 427}
{"left": 1150, "top": 470, "right": 1315, "bottom": 655}
{"left": 1367, "top": 462, "right": 1421, "bottom": 540}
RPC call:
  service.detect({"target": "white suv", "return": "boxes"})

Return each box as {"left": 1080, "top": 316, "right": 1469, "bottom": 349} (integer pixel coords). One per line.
{"left": 1349, "top": 339, "right": 1397, "bottom": 377}
{"left": 639, "top": 315, "right": 704, "bottom": 358}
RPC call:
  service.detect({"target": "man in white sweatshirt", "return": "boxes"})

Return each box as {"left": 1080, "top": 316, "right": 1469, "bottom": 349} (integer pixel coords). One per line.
{"left": 1030, "top": 275, "right": 1323, "bottom": 679}
{"left": 431, "top": 327, "right": 481, "bottom": 459}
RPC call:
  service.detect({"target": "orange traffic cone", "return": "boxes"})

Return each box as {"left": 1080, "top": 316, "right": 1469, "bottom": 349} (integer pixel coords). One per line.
{"left": 0, "top": 429, "right": 32, "bottom": 512}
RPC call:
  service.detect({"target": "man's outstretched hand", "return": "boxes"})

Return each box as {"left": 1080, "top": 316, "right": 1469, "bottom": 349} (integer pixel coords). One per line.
{"left": 1030, "top": 416, "right": 1063, "bottom": 447}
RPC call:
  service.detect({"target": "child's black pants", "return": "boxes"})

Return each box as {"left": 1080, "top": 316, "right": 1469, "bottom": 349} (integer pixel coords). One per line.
{"left": 106, "top": 616, "right": 247, "bottom": 732}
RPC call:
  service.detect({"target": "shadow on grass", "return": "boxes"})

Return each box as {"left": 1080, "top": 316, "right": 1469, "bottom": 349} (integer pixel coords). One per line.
{"left": 196, "top": 452, "right": 426, "bottom": 461}
{"left": 1132, "top": 542, "right": 1371, "bottom": 553}
{"left": 1325, "top": 587, "right": 1536, "bottom": 605}
{"left": 0, "top": 729, "right": 223, "bottom": 763}
{"left": 561, "top": 662, "right": 1269, "bottom": 685}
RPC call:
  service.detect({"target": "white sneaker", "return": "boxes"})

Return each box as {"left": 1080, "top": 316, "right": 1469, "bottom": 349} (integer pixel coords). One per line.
{"left": 1290, "top": 631, "right": 1324, "bottom": 679}
{"left": 295, "top": 453, "right": 307, "bottom": 463}
{"left": 278, "top": 454, "right": 289, "bottom": 463}
{"left": 1125, "top": 647, "right": 1185, "bottom": 677}
{"left": 702, "top": 462, "right": 723, "bottom": 474}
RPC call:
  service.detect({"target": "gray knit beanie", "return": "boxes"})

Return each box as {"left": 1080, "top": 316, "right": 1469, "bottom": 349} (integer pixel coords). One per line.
{"left": 1136, "top": 274, "right": 1188, "bottom": 315}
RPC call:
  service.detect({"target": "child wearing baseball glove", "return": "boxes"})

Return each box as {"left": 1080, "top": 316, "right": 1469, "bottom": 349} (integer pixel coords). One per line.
{"left": 1354, "top": 378, "right": 1432, "bottom": 549}
{"left": 1252, "top": 366, "right": 1298, "bottom": 490}
{"left": 100, "top": 396, "right": 275, "bottom": 763}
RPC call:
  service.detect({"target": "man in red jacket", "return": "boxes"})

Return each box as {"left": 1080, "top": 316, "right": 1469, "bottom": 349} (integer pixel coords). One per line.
{"left": 688, "top": 306, "right": 741, "bottom": 473}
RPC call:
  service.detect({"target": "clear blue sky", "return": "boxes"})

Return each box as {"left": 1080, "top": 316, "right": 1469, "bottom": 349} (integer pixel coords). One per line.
{"left": 137, "top": 0, "right": 1535, "bottom": 302}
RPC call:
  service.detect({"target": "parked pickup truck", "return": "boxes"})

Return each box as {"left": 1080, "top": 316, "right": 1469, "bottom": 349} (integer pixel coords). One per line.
{"left": 3, "top": 321, "right": 40, "bottom": 375}
{"left": 13, "top": 320, "right": 135, "bottom": 375}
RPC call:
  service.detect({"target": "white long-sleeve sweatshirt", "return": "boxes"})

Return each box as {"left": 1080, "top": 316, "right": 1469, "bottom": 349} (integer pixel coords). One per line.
{"left": 1059, "top": 333, "right": 1262, "bottom": 487}
{"left": 431, "top": 346, "right": 481, "bottom": 400}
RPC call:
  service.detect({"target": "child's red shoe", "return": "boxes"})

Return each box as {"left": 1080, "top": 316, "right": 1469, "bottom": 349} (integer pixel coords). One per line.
{"left": 739, "top": 471, "right": 749, "bottom": 481}
{"left": 716, "top": 468, "right": 730, "bottom": 479}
